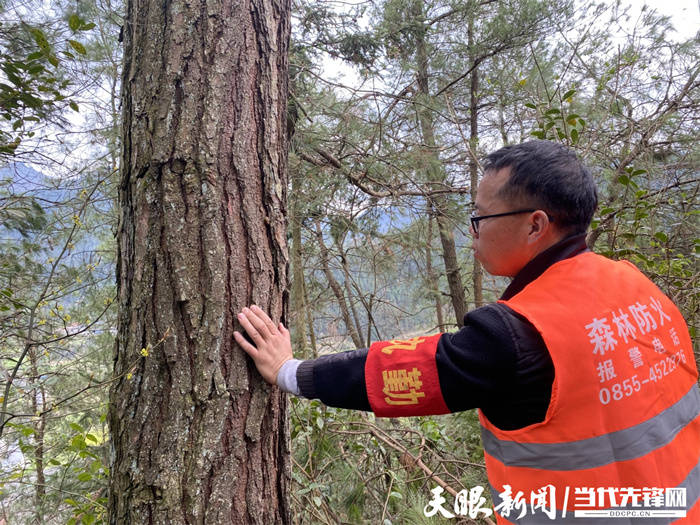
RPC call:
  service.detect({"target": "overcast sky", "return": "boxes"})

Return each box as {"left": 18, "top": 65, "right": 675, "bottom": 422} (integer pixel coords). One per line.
{"left": 629, "top": 0, "right": 699, "bottom": 40}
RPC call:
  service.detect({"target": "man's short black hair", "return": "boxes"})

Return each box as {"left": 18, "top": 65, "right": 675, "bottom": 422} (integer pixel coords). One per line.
{"left": 482, "top": 140, "right": 598, "bottom": 234}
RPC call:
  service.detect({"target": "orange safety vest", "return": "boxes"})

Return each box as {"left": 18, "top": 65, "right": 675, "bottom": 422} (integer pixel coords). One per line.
{"left": 482, "top": 252, "right": 700, "bottom": 524}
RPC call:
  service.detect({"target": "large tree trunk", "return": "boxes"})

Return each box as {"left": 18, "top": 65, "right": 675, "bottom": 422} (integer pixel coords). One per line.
{"left": 108, "top": 0, "right": 291, "bottom": 521}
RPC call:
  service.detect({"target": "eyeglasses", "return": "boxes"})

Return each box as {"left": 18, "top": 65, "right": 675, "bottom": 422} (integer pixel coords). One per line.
{"left": 470, "top": 209, "right": 539, "bottom": 235}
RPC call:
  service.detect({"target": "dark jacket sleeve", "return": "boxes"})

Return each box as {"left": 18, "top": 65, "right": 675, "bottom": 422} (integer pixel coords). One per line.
{"left": 297, "top": 348, "right": 372, "bottom": 411}
{"left": 438, "top": 304, "right": 554, "bottom": 430}
{"left": 296, "top": 304, "right": 554, "bottom": 430}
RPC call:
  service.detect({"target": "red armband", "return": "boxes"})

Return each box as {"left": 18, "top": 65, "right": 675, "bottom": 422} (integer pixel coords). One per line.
{"left": 364, "top": 333, "right": 449, "bottom": 417}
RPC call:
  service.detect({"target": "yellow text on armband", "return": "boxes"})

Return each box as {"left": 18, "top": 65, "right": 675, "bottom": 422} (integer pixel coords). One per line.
{"left": 382, "top": 367, "right": 425, "bottom": 405}
{"left": 381, "top": 337, "right": 427, "bottom": 355}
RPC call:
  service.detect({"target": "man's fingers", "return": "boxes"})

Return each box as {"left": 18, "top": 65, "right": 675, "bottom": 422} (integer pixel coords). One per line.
{"left": 250, "top": 305, "right": 279, "bottom": 335}
{"left": 237, "top": 312, "right": 265, "bottom": 343}
{"left": 234, "top": 309, "right": 292, "bottom": 387}
{"left": 242, "top": 307, "right": 273, "bottom": 338}
{"left": 234, "top": 331, "right": 258, "bottom": 356}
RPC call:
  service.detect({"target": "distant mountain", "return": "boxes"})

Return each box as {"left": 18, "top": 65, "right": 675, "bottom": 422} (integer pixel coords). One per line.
{"left": 0, "top": 161, "right": 105, "bottom": 255}
{"left": 0, "top": 162, "right": 73, "bottom": 204}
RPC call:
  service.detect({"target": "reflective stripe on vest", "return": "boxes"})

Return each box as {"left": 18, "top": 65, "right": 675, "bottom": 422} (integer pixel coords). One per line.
{"left": 482, "top": 384, "right": 700, "bottom": 471}
{"left": 479, "top": 252, "right": 699, "bottom": 523}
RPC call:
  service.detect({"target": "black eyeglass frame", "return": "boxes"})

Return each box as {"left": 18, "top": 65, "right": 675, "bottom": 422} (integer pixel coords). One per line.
{"left": 470, "top": 208, "right": 553, "bottom": 234}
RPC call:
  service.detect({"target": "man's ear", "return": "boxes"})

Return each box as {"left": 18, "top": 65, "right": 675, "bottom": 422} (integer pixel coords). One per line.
{"left": 527, "top": 210, "right": 552, "bottom": 243}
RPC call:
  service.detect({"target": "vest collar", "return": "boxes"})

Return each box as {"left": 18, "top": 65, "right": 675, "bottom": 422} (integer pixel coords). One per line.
{"left": 500, "top": 233, "right": 589, "bottom": 301}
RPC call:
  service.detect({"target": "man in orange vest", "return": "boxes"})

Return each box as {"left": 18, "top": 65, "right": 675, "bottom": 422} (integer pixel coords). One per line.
{"left": 234, "top": 140, "right": 699, "bottom": 523}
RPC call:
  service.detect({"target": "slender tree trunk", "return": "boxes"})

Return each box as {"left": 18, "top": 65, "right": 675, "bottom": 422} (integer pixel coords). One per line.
{"left": 352, "top": 275, "right": 382, "bottom": 344}
{"left": 301, "top": 278, "right": 318, "bottom": 357}
{"left": 413, "top": 0, "right": 467, "bottom": 326}
{"left": 313, "top": 219, "right": 364, "bottom": 348}
{"left": 425, "top": 208, "right": 445, "bottom": 331}
{"left": 468, "top": 14, "right": 483, "bottom": 308}
{"left": 433, "top": 213, "right": 467, "bottom": 325}
{"left": 497, "top": 100, "right": 509, "bottom": 145}
{"left": 334, "top": 236, "right": 364, "bottom": 340}
{"left": 109, "top": 0, "right": 291, "bottom": 521}
{"left": 290, "top": 165, "right": 306, "bottom": 353}
{"left": 29, "top": 348, "right": 45, "bottom": 525}
{"left": 366, "top": 293, "right": 374, "bottom": 346}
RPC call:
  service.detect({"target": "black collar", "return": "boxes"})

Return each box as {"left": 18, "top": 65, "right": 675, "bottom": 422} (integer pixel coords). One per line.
{"left": 500, "top": 233, "right": 589, "bottom": 301}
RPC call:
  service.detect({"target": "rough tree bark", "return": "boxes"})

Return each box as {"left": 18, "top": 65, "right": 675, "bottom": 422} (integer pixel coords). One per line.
{"left": 108, "top": 0, "right": 291, "bottom": 521}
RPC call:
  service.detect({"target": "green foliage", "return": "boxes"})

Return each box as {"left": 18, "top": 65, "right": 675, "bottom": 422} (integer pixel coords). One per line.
{"left": 528, "top": 88, "right": 586, "bottom": 144}
{"left": 290, "top": 398, "right": 490, "bottom": 524}
{"left": 62, "top": 420, "right": 109, "bottom": 525}
{"left": 293, "top": 0, "right": 381, "bottom": 69}
{"left": 0, "top": 182, "right": 46, "bottom": 237}
{"left": 0, "top": 13, "right": 94, "bottom": 159}
{"left": 0, "top": 0, "right": 121, "bottom": 521}
{"left": 0, "top": 166, "right": 116, "bottom": 522}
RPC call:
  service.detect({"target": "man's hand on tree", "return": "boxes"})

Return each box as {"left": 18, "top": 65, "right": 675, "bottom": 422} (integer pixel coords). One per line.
{"left": 234, "top": 305, "right": 292, "bottom": 385}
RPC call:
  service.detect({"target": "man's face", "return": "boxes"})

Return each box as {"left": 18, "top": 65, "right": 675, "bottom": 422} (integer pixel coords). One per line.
{"left": 471, "top": 168, "right": 539, "bottom": 277}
